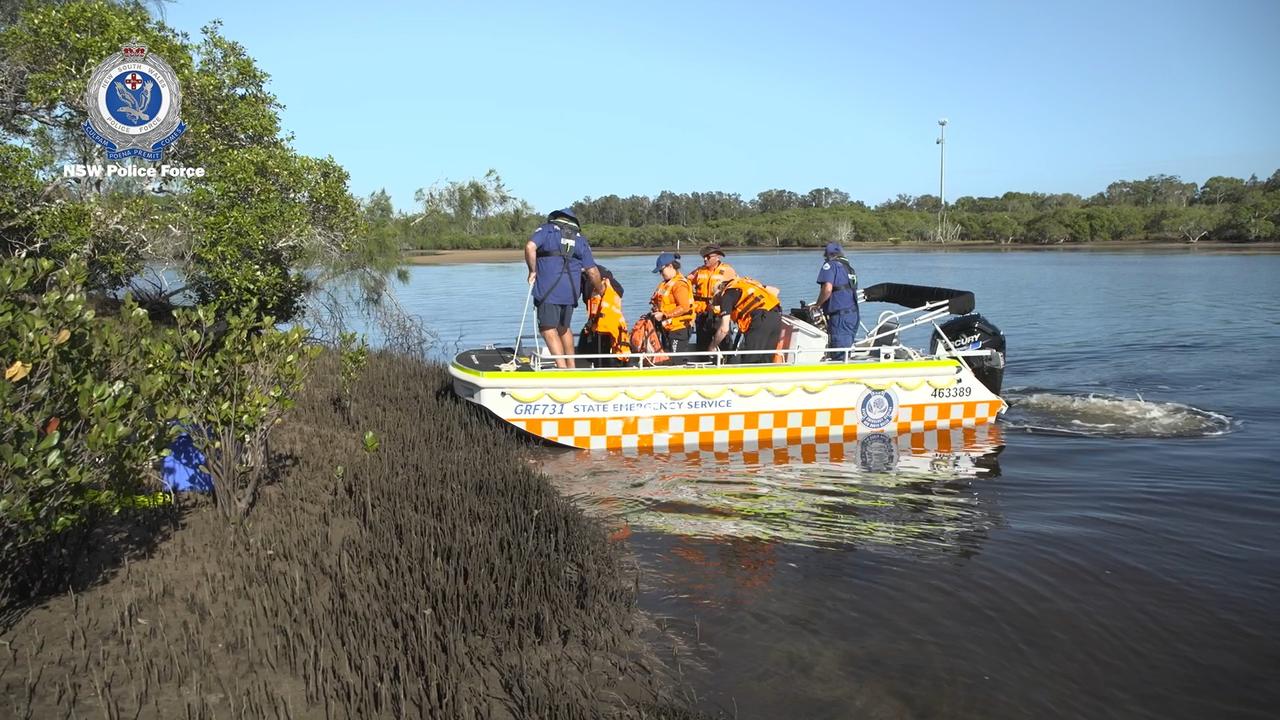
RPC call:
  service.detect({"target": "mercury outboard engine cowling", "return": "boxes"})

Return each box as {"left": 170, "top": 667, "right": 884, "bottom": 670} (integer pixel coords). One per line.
{"left": 931, "top": 314, "right": 1006, "bottom": 395}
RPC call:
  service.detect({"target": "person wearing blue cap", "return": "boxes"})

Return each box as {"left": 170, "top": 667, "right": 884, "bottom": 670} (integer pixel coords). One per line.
{"left": 648, "top": 251, "right": 695, "bottom": 359}
{"left": 813, "top": 242, "right": 859, "bottom": 360}
{"left": 525, "top": 208, "right": 603, "bottom": 369}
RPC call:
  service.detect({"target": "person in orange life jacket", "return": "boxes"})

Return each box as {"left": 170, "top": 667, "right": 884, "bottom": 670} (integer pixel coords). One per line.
{"left": 709, "top": 276, "right": 783, "bottom": 364}
{"left": 814, "top": 242, "right": 859, "bottom": 360}
{"left": 525, "top": 208, "right": 602, "bottom": 369}
{"left": 687, "top": 244, "right": 738, "bottom": 353}
{"left": 576, "top": 265, "right": 629, "bottom": 367}
{"left": 649, "top": 252, "right": 695, "bottom": 359}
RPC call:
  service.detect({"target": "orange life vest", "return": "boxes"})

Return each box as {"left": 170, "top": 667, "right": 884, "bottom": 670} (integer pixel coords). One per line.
{"left": 650, "top": 273, "right": 694, "bottom": 332}
{"left": 583, "top": 278, "right": 630, "bottom": 357}
{"left": 688, "top": 261, "right": 737, "bottom": 314}
{"left": 629, "top": 316, "right": 668, "bottom": 365}
{"left": 720, "top": 277, "right": 781, "bottom": 333}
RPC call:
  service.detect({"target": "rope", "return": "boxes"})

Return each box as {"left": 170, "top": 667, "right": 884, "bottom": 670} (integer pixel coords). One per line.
{"left": 514, "top": 283, "right": 533, "bottom": 357}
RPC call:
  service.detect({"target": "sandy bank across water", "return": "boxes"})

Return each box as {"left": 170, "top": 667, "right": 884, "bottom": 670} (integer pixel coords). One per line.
{"left": 402, "top": 241, "right": 1280, "bottom": 265}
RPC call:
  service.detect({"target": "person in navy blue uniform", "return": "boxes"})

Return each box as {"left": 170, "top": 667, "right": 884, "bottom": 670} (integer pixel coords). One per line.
{"left": 814, "top": 242, "right": 859, "bottom": 360}
{"left": 524, "top": 208, "right": 602, "bottom": 369}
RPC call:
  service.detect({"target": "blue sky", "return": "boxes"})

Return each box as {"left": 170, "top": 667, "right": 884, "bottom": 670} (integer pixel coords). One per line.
{"left": 160, "top": 0, "right": 1280, "bottom": 213}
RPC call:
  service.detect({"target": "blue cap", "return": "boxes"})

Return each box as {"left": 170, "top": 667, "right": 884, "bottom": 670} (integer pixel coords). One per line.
{"left": 653, "top": 251, "right": 678, "bottom": 273}
{"left": 824, "top": 242, "right": 843, "bottom": 256}
{"left": 548, "top": 207, "right": 579, "bottom": 226}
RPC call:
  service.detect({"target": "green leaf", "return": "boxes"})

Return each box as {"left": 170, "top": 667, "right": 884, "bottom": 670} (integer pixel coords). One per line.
{"left": 36, "top": 430, "right": 60, "bottom": 451}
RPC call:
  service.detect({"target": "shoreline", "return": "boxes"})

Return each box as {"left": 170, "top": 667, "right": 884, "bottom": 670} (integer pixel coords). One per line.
{"left": 0, "top": 353, "right": 701, "bottom": 718}
{"left": 401, "top": 240, "right": 1280, "bottom": 265}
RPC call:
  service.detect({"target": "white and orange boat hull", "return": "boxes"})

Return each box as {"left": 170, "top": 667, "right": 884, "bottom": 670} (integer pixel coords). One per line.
{"left": 449, "top": 356, "right": 1006, "bottom": 451}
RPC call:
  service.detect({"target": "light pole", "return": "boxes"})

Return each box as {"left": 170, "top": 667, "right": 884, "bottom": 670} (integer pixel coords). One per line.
{"left": 936, "top": 118, "right": 947, "bottom": 242}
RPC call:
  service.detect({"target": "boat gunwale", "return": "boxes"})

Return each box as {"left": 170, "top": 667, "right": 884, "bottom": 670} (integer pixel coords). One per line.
{"left": 449, "top": 356, "right": 964, "bottom": 384}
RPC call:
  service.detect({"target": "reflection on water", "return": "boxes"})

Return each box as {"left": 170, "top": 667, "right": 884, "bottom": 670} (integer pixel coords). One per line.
{"left": 541, "top": 426, "right": 1004, "bottom": 554}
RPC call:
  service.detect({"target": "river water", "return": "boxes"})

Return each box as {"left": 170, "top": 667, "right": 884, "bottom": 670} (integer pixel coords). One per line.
{"left": 392, "top": 248, "right": 1278, "bottom": 719}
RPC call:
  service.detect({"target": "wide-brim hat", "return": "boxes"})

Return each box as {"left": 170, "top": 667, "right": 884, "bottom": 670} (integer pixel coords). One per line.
{"left": 700, "top": 244, "right": 725, "bottom": 258}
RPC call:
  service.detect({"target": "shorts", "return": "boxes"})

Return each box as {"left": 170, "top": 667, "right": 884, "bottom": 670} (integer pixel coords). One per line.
{"left": 536, "top": 302, "right": 575, "bottom": 329}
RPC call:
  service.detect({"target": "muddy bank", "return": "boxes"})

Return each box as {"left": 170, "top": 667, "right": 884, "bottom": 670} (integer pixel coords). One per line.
{"left": 0, "top": 353, "right": 704, "bottom": 718}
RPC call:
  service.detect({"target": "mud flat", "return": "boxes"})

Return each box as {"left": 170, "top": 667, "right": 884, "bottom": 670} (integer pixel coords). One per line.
{"left": 1, "top": 353, "right": 704, "bottom": 719}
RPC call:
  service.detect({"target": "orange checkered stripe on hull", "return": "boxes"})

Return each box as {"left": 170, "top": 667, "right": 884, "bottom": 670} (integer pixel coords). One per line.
{"left": 507, "top": 401, "right": 999, "bottom": 450}
{"left": 598, "top": 425, "right": 1004, "bottom": 466}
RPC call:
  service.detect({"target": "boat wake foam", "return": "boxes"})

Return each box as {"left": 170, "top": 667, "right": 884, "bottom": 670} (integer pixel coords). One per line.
{"left": 1001, "top": 389, "right": 1232, "bottom": 438}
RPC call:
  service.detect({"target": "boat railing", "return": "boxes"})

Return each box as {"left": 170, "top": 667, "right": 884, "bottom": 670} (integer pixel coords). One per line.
{"left": 503, "top": 298, "right": 992, "bottom": 371}
{"left": 854, "top": 299, "right": 951, "bottom": 349}
{"left": 527, "top": 345, "right": 994, "bottom": 371}
{"left": 528, "top": 345, "right": 820, "bottom": 369}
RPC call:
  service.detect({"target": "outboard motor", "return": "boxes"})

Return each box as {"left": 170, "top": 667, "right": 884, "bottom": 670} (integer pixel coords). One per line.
{"left": 931, "top": 314, "right": 1006, "bottom": 395}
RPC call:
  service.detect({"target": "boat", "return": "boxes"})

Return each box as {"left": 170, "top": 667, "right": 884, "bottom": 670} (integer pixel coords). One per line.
{"left": 449, "top": 283, "right": 1008, "bottom": 451}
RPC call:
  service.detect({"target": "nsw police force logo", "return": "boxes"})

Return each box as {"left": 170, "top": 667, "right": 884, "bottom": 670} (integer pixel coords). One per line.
{"left": 82, "top": 42, "right": 186, "bottom": 161}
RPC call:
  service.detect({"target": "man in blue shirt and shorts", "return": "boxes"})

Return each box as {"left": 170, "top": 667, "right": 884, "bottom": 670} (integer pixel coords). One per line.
{"left": 525, "top": 208, "right": 602, "bottom": 369}
{"left": 814, "top": 242, "right": 859, "bottom": 360}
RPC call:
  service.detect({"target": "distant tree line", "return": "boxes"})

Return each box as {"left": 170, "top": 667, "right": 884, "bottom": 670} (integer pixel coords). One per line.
{"left": 378, "top": 170, "right": 1280, "bottom": 251}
